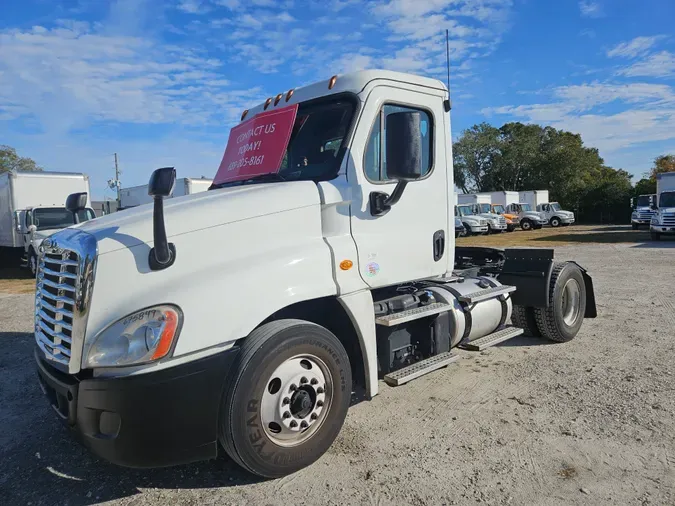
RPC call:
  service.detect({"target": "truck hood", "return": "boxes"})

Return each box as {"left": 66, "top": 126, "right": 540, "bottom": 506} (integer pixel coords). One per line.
{"left": 75, "top": 181, "right": 321, "bottom": 255}
{"left": 657, "top": 207, "right": 675, "bottom": 214}
{"left": 461, "top": 216, "right": 485, "bottom": 224}
{"left": 524, "top": 212, "right": 546, "bottom": 221}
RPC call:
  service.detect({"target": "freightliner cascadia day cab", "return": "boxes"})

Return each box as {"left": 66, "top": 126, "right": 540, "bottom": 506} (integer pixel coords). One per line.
{"left": 119, "top": 177, "right": 213, "bottom": 209}
{"left": 33, "top": 70, "right": 597, "bottom": 478}
{"left": 0, "top": 170, "right": 95, "bottom": 275}
{"left": 631, "top": 194, "right": 656, "bottom": 229}
{"left": 650, "top": 172, "right": 675, "bottom": 240}
{"left": 457, "top": 193, "right": 507, "bottom": 233}
{"left": 519, "top": 190, "right": 575, "bottom": 228}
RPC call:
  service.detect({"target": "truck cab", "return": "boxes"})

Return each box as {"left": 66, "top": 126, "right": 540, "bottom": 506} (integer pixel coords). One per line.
{"left": 32, "top": 70, "right": 596, "bottom": 478}
{"left": 650, "top": 173, "right": 675, "bottom": 240}
{"left": 631, "top": 194, "right": 656, "bottom": 230}
{"left": 489, "top": 204, "right": 518, "bottom": 232}
{"left": 536, "top": 202, "right": 575, "bottom": 227}
{"left": 456, "top": 204, "right": 489, "bottom": 235}
{"left": 504, "top": 202, "right": 548, "bottom": 230}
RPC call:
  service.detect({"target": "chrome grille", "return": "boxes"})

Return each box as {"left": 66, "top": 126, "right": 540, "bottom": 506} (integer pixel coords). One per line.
{"left": 637, "top": 210, "right": 655, "bottom": 220}
{"left": 498, "top": 217, "right": 506, "bottom": 226}
{"left": 662, "top": 213, "right": 675, "bottom": 226}
{"left": 35, "top": 250, "right": 79, "bottom": 366}
{"left": 34, "top": 229, "right": 97, "bottom": 374}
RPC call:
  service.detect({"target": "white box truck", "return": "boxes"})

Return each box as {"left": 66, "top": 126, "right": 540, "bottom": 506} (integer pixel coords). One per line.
{"left": 0, "top": 171, "right": 95, "bottom": 274}
{"left": 120, "top": 177, "right": 212, "bottom": 209}
{"left": 457, "top": 193, "right": 507, "bottom": 233}
{"left": 520, "top": 190, "right": 575, "bottom": 227}
{"left": 650, "top": 172, "right": 675, "bottom": 240}
{"left": 32, "top": 70, "right": 597, "bottom": 478}
{"left": 491, "top": 191, "right": 548, "bottom": 230}
{"left": 631, "top": 194, "right": 656, "bottom": 229}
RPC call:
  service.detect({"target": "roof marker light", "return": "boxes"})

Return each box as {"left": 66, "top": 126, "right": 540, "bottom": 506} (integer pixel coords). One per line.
{"left": 241, "top": 110, "right": 249, "bottom": 121}
{"left": 274, "top": 93, "right": 283, "bottom": 106}
{"left": 285, "top": 89, "right": 294, "bottom": 102}
{"left": 264, "top": 97, "right": 272, "bottom": 110}
{"left": 328, "top": 75, "right": 338, "bottom": 90}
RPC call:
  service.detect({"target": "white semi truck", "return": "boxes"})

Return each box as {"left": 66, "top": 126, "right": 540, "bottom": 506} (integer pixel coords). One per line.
{"left": 457, "top": 193, "right": 507, "bottom": 233}
{"left": 490, "top": 191, "right": 548, "bottom": 230}
{"left": 119, "top": 177, "right": 212, "bottom": 209}
{"left": 33, "top": 70, "right": 596, "bottom": 478}
{"left": 519, "top": 190, "right": 575, "bottom": 228}
{"left": 0, "top": 171, "right": 95, "bottom": 275}
{"left": 631, "top": 194, "right": 656, "bottom": 229}
{"left": 650, "top": 172, "right": 675, "bottom": 240}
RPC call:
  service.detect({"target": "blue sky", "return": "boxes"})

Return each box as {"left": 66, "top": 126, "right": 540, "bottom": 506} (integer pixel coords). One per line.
{"left": 1, "top": 0, "right": 674, "bottom": 200}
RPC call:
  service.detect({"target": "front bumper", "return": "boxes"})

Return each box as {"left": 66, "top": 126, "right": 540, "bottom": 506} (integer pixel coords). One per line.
{"left": 651, "top": 225, "right": 675, "bottom": 234}
{"left": 35, "top": 346, "right": 238, "bottom": 468}
{"left": 633, "top": 219, "right": 651, "bottom": 225}
{"left": 470, "top": 225, "right": 489, "bottom": 233}
{"left": 489, "top": 222, "right": 507, "bottom": 231}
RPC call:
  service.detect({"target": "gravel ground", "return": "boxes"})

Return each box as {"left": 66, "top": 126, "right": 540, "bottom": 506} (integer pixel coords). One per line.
{"left": 1, "top": 232, "right": 674, "bottom": 505}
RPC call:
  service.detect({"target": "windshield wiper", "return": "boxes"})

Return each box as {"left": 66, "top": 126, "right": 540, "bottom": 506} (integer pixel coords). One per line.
{"left": 210, "top": 172, "right": 289, "bottom": 190}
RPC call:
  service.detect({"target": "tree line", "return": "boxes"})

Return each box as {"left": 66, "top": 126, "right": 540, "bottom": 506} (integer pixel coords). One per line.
{"left": 453, "top": 122, "right": 675, "bottom": 224}
{"left": 0, "top": 145, "right": 42, "bottom": 173}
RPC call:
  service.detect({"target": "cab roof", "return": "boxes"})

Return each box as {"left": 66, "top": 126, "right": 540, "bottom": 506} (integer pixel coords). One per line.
{"left": 242, "top": 69, "right": 447, "bottom": 121}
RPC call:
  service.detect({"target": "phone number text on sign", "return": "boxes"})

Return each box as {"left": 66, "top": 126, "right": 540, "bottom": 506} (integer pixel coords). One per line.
{"left": 227, "top": 155, "right": 265, "bottom": 172}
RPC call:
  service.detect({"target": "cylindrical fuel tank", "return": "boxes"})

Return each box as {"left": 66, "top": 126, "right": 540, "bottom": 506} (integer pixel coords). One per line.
{"left": 426, "top": 277, "right": 512, "bottom": 347}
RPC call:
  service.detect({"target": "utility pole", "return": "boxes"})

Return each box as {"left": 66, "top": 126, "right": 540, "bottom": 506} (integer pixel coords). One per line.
{"left": 107, "top": 153, "right": 122, "bottom": 207}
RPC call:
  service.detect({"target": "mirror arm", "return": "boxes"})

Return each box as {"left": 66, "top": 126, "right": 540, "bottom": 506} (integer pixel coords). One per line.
{"left": 148, "top": 196, "right": 176, "bottom": 270}
{"left": 369, "top": 180, "right": 408, "bottom": 217}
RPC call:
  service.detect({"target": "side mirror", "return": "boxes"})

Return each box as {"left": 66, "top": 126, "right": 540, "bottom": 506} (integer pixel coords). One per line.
{"left": 370, "top": 111, "right": 423, "bottom": 216}
{"left": 66, "top": 192, "right": 88, "bottom": 224}
{"left": 148, "top": 167, "right": 177, "bottom": 271}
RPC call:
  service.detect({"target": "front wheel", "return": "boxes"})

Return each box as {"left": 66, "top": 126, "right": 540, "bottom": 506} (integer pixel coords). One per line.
{"left": 28, "top": 249, "right": 38, "bottom": 278}
{"left": 534, "top": 263, "right": 587, "bottom": 343}
{"left": 520, "top": 219, "right": 532, "bottom": 231}
{"left": 219, "top": 319, "right": 351, "bottom": 478}
{"left": 550, "top": 217, "right": 561, "bottom": 227}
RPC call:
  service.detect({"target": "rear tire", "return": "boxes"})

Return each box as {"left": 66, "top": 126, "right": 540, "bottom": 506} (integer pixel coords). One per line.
{"left": 534, "top": 263, "right": 586, "bottom": 343}
{"left": 650, "top": 231, "right": 660, "bottom": 241}
{"left": 521, "top": 219, "right": 532, "bottom": 231}
{"left": 219, "top": 319, "right": 351, "bottom": 478}
{"left": 550, "top": 217, "right": 561, "bottom": 227}
{"left": 511, "top": 305, "right": 540, "bottom": 337}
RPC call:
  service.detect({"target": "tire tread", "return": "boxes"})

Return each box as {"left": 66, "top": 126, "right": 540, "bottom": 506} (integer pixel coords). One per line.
{"left": 534, "top": 263, "right": 572, "bottom": 342}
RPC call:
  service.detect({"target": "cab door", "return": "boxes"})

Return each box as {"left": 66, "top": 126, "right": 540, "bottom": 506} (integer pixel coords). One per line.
{"left": 348, "top": 86, "right": 448, "bottom": 288}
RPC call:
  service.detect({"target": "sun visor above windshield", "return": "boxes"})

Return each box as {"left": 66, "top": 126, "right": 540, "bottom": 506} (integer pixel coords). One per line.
{"left": 213, "top": 104, "right": 299, "bottom": 186}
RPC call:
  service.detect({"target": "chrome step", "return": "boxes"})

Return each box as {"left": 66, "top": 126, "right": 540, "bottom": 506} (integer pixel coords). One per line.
{"left": 375, "top": 302, "right": 452, "bottom": 327}
{"left": 458, "top": 285, "right": 516, "bottom": 304}
{"left": 459, "top": 326, "right": 524, "bottom": 351}
{"left": 383, "top": 352, "right": 460, "bottom": 386}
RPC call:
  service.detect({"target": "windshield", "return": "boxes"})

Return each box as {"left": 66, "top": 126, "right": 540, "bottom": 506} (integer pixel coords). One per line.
{"left": 660, "top": 192, "right": 675, "bottom": 207}
{"left": 458, "top": 205, "right": 475, "bottom": 217}
{"left": 636, "top": 195, "right": 652, "bottom": 207}
{"left": 492, "top": 205, "right": 505, "bottom": 215}
{"left": 520, "top": 203, "right": 532, "bottom": 212}
{"left": 31, "top": 208, "right": 94, "bottom": 231}
{"left": 214, "top": 96, "right": 356, "bottom": 188}
{"left": 478, "top": 203, "right": 491, "bottom": 214}
{"left": 551, "top": 202, "right": 562, "bottom": 211}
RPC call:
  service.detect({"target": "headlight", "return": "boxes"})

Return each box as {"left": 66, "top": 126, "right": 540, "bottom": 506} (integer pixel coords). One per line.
{"left": 85, "top": 305, "right": 182, "bottom": 368}
{"left": 651, "top": 217, "right": 659, "bottom": 224}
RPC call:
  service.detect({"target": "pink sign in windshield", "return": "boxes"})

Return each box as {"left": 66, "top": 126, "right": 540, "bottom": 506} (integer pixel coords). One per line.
{"left": 213, "top": 104, "right": 299, "bottom": 185}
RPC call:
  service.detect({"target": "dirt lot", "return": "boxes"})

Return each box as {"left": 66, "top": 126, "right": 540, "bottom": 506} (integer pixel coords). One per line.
{"left": 1, "top": 225, "right": 674, "bottom": 505}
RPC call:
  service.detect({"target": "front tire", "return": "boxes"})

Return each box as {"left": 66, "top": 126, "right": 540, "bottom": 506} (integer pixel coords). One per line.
{"left": 219, "top": 319, "right": 351, "bottom": 478}
{"left": 28, "top": 249, "right": 38, "bottom": 278}
{"left": 520, "top": 219, "right": 532, "bottom": 231}
{"left": 534, "top": 263, "right": 586, "bottom": 343}
{"left": 550, "top": 217, "right": 561, "bottom": 227}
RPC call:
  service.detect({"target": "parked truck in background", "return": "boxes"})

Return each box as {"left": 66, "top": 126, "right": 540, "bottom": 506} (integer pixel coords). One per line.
{"left": 457, "top": 193, "right": 507, "bottom": 233}
{"left": 456, "top": 204, "right": 489, "bottom": 235}
{"left": 119, "top": 177, "right": 213, "bottom": 209}
{"left": 0, "top": 171, "right": 95, "bottom": 275}
{"left": 490, "top": 191, "right": 548, "bottom": 230}
{"left": 650, "top": 172, "right": 675, "bottom": 240}
{"left": 33, "top": 70, "right": 596, "bottom": 479}
{"left": 631, "top": 194, "right": 656, "bottom": 230}
{"left": 520, "top": 190, "right": 574, "bottom": 228}
{"left": 488, "top": 203, "right": 519, "bottom": 232}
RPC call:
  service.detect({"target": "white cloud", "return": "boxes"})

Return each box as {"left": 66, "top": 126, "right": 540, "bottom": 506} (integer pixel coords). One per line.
{"left": 579, "top": 1, "right": 603, "bottom": 18}
{"left": 607, "top": 36, "right": 664, "bottom": 58}
{"left": 618, "top": 51, "right": 675, "bottom": 78}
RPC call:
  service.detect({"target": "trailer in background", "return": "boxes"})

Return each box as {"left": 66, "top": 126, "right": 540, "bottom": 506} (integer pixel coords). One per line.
{"left": 92, "top": 200, "right": 119, "bottom": 217}
{"left": 120, "top": 177, "right": 212, "bottom": 209}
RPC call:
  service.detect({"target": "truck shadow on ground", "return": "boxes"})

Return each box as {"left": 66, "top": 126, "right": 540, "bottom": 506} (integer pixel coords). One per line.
{"left": 496, "top": 335, "right": 556, "bottom": 347}
{"left": 531, "top": 230, "right": 675, "bottom": 245}
{"left": 0, "top": 332, "right": 267, "bottom": 506}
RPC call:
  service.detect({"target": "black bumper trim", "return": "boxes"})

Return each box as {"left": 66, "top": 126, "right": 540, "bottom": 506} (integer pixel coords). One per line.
{"left": 35, "top": 345, "right": 239, "bottom": 468}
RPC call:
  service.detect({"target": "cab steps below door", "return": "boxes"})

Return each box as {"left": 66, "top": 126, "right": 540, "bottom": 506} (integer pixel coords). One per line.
{"left": 457, "top": 285, "right": 516, "bottom": 304}
{"left": 375, "top": 302, "right": 452, "bottom": 327}
{"left": 383, "top": 352, "right": 460, "bottom": 386}
{"left": 459, "top": 325, "right": 524, "bottom": 351}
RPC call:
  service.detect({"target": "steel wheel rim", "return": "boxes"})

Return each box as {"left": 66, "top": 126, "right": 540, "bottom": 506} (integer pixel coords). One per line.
{"left": 260, "top": 354, "right": 333, "bottom": 447}
{"left": 30, "top": 256, "right": 37, "bottom": 275}
{"left": 522, "top": 221, "right": 531, "bottom": 230}
{"left": 561, "top": 278, "right": 581, "bottom": 326}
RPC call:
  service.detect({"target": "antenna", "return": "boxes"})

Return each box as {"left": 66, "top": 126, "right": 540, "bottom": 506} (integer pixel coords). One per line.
{"left": 444, "top": 29, "right": 452, "bottom": 112}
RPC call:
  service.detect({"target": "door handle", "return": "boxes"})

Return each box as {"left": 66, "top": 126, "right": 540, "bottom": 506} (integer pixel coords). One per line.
{"left": 433, "top": 230, "right": 445, "bottom": 262}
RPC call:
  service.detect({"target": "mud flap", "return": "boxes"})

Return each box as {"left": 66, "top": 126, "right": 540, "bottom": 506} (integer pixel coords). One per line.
{"left": 568, "top": 261, "right": 597, "bottom": 318}
{"left": 497, "top": 248, "right": 554, "bottom": 308}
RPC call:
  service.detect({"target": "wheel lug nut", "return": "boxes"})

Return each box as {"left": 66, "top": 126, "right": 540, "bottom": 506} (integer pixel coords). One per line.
{"left": 310, "top": 378, "right": 318, "bottom": 385}
{"left": 290, "top": 384, "right": 297, "bottom": 391}
{"left": 300, "top": 421, "right": 308, "bottom": 429}
{"left": 290, "top": 420, "right": 298, "bottom": 428}
{"left": 283, "top": 411, "right": 291, "bottom": 419}
{"left": 317, "top": 387, "right": 325, "bottom": 394}
{"left": 311, "top": 413, "right": 318, "bottom": 420}
{"left": 300, "top": 376, "right": 308, "bottom": 384}
{"left": 317, "top": 400, "right": 324, "bottom": 407}
{"left": 282, "top": 397, "right": 290, "bottom": 405}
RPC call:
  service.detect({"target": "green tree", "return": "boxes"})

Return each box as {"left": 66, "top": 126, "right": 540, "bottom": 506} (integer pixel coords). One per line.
{"left": 452, "top": 123, "right": 502, "bottom": 193}
{"left": 650, "top": 154, "right": 675, "bottom": 179}
{"left": 0, "top": 145, "right": 43, "bottom": 174}
{"left": 633, "top": 177, "right": 657, "bottom": 196}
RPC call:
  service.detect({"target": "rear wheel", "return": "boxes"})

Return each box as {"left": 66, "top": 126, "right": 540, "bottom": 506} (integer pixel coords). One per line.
{"left": 534, "top": 263, "right": 586, "bottom": 343}
{"left": 219, "top": 319, "right": 351, "bottom": 478}
{"left": 520, "top": 219, "right": 532, "bottom": 231}
{"left": 511, "top": 305, "right": 540, "bottom": 337}
{"left": 550, "top": 217, "right": 561, "bottom": 227}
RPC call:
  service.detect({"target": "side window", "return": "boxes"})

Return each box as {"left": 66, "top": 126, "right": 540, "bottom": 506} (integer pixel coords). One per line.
{"left": 364, "top": 104, "right": 433, "bottom": 182}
